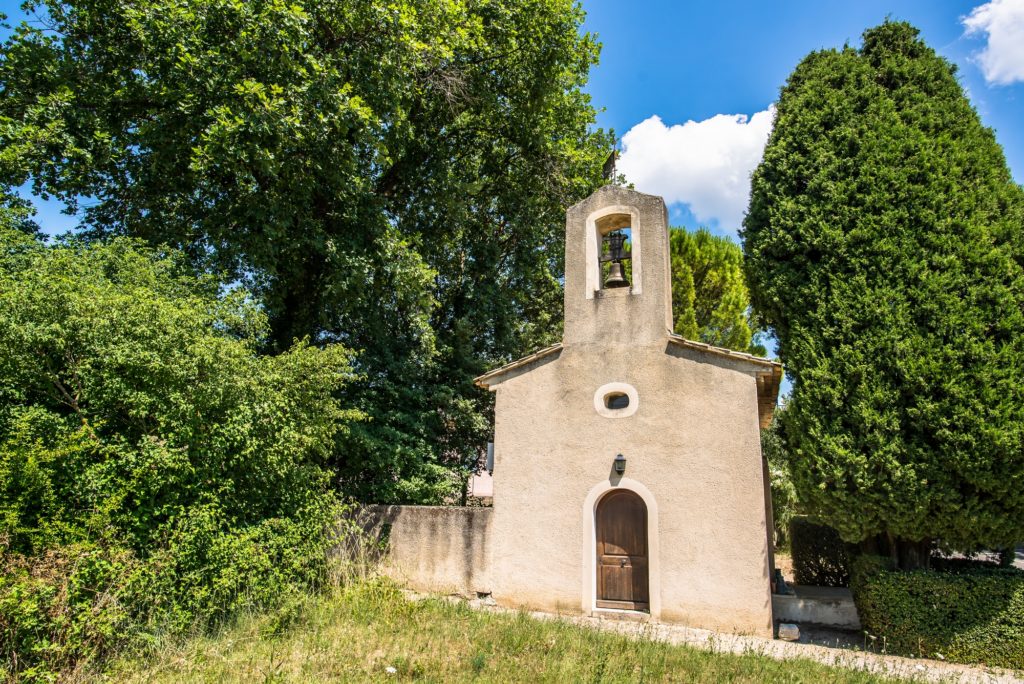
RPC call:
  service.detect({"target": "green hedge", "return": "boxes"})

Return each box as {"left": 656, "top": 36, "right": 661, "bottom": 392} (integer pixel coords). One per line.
{"left": 851, "top": 555, "right": 1024, "bottom": 668}
{"left": 789, "top": 516, "right": 851, "bottom": 586}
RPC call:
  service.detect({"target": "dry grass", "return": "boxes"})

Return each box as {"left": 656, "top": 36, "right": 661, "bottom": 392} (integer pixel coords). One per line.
{"left": 99, "top": 579, "right": 897, "bottom": 683}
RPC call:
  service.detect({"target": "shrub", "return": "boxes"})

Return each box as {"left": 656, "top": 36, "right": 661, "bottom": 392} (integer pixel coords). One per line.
{"left": 145, "top": 501, "right": 346, "bottom": 633}
{"left": 0, "top": 541, "right": 151, "bottom": 682}
{"left": 0, "top": 230, "right": 362, "bottom": 679}
{"left": 851, "top": 555, "right": 1024, "bottom": 668}
{"left": 789, "top": 516, "right": 851, "bottom": 587}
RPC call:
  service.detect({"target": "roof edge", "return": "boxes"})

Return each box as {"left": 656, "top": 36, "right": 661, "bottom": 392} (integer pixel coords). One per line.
{"left": 565, "top": 183, "right": 666, "bottom": 214}
{"left": 473, "top": 343, "right": 564, "bottom": 389}
{"left": 666, "top": 334, "right": 782, "bottom": 371}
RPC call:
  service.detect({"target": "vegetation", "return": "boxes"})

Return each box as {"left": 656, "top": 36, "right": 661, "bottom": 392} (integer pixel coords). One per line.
{"left": 0, "top": 0, "right": 613, "bottom": 503}
{"left": 0, "top": 228, "right": 359, "bottom": 681}
{"left": 104, "top": 578, "right": 891, "bottom": 683}
{"left": 851, "top": 556, "right": 1024, "bottom": 669}
{"left": 789, "top": 517, "right": 851, "bottom": 587}
{"left": 742, "top": 21, "right": 1024, "bottom": 568}
{"left": 761, "top": 408, "right": 797, "bottom": 549}
{"left": 669, "top": 228, "right": 765, "bottom": 355}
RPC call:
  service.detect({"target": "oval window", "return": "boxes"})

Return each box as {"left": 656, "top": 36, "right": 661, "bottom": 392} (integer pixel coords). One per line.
{"left": 604, "top": 392, "right": 630, "bottom": 410}
{"left": 594, "top": 382, "right": 638, "bottom": 418}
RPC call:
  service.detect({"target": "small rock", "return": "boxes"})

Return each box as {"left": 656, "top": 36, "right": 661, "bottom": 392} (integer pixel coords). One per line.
{"left": 386, "top": 666, "right": 397, "bottom": 675}
{"left": 778, "top": 623, "right": 800, "bottom": 641}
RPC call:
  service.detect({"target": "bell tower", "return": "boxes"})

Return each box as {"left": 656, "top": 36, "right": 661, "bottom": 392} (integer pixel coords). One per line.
{"left": 563, "top": 185, "right": 673, "bottom": 346}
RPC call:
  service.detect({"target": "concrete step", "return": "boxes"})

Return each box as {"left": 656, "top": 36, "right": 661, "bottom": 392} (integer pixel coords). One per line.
{"left": 772, "top": 585, "right": 861, "bottom": 630}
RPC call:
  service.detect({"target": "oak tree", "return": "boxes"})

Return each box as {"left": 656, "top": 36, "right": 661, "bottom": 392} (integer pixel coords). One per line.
{"left": 0, "top": 0, "right": 612, "bottom": 501}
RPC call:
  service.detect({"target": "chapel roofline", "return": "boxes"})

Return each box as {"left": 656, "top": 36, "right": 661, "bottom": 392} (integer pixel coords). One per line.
{"left": 473, "top": 342, "right": 564, "bottom": 390}
{"left": 473, "top": 334, "right": 783, "bottom": 428}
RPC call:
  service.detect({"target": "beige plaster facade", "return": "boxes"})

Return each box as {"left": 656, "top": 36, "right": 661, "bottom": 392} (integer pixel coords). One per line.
{"left": 475, "top": 185, "right": 782, "bottom": 636}
{"left": 360, "top": 505, "right": 492, "bottom": 594}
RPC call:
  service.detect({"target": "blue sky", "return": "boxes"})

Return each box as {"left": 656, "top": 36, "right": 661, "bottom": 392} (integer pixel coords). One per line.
{"left": 582, "top": 0, "right": 1024, "bottom": 235}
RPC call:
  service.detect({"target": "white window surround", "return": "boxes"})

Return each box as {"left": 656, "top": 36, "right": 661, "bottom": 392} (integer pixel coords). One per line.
{"left": 585, "top": 205, "right": 642, "bottom": 299}
{"left": 593, "top": 382, "right": 639, "bottom": 418}
{"left": 581, "top": 478, "right": 661, "bottom": 619}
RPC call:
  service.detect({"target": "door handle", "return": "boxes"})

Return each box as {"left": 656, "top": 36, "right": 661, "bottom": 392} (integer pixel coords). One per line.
{"left": 620, "top": 558, "right": 627, "bottom": 567}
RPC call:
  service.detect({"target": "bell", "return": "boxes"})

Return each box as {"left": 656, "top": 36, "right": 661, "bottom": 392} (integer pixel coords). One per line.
{"left": 604, "top": 261, "right": 630, "bottom": 289}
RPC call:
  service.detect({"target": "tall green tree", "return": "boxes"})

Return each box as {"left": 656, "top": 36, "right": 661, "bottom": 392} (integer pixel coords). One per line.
{"left": 0, "top": 0, "right": 612, "bottom": 501}
{"left": 742, "top": 21, "right": 1024, "bottom": 568}
{"left": 669, "top": 227, "right": 764, "bottom": 354}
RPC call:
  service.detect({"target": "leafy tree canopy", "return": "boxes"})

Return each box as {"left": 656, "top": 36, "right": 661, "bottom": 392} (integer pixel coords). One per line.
{"left": 0, "top": 226, "right": 360, "bottom": 554}
{"left": 742, "top": 21, "right": 1024, "bottom": 564}
{"left": 0, "top": 0, "right": 612, "bottom": 501}
{"left": 669, "top": 227, "right": 765, "bottom": 355}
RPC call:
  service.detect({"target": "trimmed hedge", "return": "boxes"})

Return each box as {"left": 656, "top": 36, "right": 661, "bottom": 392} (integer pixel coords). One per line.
{"left": 789, "top": 516, "right": 851, "bottom": 587}
{"left": 851, "top": 555, "right": 1024, "bottom": 668}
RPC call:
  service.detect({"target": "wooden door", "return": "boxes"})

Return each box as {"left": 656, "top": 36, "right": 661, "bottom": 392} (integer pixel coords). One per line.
{"left": 596, "top": 489, "right": 649, "bottom": 611}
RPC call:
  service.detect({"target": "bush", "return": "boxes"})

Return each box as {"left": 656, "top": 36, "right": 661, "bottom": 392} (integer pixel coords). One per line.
{"left": 851, "top": 555, "right": 1024, "bottom": 668}
{"left": 0, "top": 541, "right": 151, "bottom": 682}
{"left": 789, "top": 516, "right": 851, "bottom": 587}
{"left": 0, "top": 507, "right": 353, "bottom": 682}
{"left": 145, "top": 502, "right": 346, "bottom": 633}
{"left": 0, "top": 230, "right": 362, "bottom": 680}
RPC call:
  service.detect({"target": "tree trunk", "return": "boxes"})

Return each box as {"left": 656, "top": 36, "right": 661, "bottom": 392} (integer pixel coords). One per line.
{"left": 268, "top": 253, "right": 327, "bottom": 353}
{"left": 893, "top": 537, "right": 931, "bottom": 570}
{"left": 882, "top": 533, "right": 932, "bottom": 570}
{"left": 860, "top": 534, "right": 932, "bottom": 570}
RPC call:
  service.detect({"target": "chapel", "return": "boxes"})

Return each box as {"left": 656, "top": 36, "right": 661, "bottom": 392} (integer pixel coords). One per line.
{"left": 474, "top": 184, "right": 782, "bottom": 634}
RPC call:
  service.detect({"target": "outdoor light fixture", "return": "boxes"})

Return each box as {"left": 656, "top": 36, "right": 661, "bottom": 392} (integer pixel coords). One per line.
{"left": 601, "top": 230, "right": 631, "bottom": 289}
{"left": 613, "top": 453, "right": 626, "bottom": 474}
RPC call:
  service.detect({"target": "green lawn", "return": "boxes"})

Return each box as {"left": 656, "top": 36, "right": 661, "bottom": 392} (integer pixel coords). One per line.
{"left": 104, "top": 579, "right": 895, "bottom": 683}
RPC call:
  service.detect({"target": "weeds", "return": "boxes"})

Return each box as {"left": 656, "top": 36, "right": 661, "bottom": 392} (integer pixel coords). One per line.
{"left": 104, "top": 578, "right": 891, "bottom": 683}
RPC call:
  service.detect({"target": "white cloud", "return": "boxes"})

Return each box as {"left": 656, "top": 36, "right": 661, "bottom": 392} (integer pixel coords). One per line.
{"left": 963, "top": 0, "right": 1024, "bottom": 85}
{"left": 617, "top": 107, "right": 775, "bottom": 232}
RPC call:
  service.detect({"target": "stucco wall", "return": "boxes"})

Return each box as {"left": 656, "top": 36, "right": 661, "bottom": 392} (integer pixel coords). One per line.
{"left": 482, "top": 185, "right": 773, "bottom": 637}
{"left": 487, "top": 344, "right": 773, "bottom": 636}
{"left": 360, "top": 505, "right": 492, "bottom": 595}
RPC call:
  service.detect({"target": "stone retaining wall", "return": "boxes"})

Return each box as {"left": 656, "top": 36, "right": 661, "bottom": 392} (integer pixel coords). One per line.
{"left": 359, "top": 505, "right": 492, "bottom": 595}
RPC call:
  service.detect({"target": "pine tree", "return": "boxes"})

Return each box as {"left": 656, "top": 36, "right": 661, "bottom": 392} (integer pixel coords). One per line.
{"left": 669, "top": 228, "right": 763, "bottom": 355}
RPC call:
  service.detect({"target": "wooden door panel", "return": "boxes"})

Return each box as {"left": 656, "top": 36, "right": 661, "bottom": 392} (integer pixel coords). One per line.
{"left": 596, "top": 490, "right": 649, "bottom": 611}
{"left": 599, "top": 562, "right": 632, "bottom": 602}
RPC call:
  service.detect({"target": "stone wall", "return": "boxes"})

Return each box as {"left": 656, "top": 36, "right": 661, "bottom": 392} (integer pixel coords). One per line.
{"left": 359, "top": 505, "right": 492, "bottom": 595}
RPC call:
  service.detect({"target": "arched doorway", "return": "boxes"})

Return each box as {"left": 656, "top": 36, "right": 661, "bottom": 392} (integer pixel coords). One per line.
{"left": 595, "top": 489, "right": 649, "bottom": 611}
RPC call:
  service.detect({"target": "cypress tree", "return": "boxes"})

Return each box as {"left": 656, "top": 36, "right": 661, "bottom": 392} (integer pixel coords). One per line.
{"left": 742, "top": 21, "right": 1024, "bottom": 568}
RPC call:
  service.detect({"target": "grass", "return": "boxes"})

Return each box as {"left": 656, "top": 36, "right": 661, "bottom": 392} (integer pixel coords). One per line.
{"left": 97, "top": 579, "right": 899, "bottom": 683}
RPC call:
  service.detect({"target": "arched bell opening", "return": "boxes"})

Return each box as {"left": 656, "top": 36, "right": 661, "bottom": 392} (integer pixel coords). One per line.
{"left": 583, "top": 205, "right": 644, "bottom": 299}
{"left": 595, "top": 213, "right": 633, "bottom": 291}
